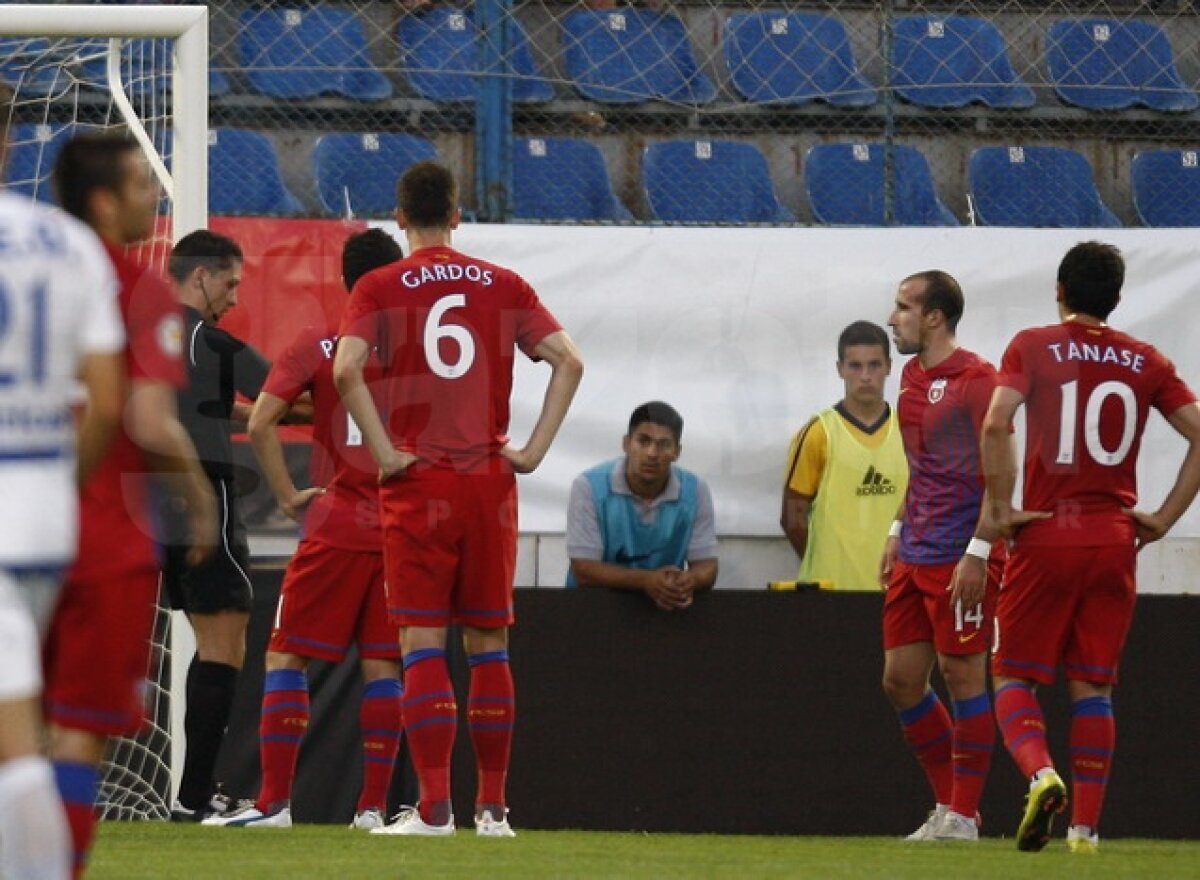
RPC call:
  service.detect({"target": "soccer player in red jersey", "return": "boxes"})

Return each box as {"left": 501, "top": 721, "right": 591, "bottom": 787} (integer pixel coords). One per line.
{"left": 880, "top": 270, "right": 1004, "bottom": 842}
{"left": 43, "top": 133, "right": 216, "bottom": 877}
{"left": 334, "top": 162, "right": 583, "bottom": 837}
{"left": 205, "top": 229, "right": 406, "bottom": 830}
{"left": 981, "top": 242, "right": 1200, "bottom": 854}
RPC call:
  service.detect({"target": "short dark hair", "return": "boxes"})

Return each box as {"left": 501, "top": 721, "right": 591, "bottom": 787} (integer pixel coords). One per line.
{"left": 342, "top": 228, "right": 403, "bottom": 292}
{"left": 397, "top": 161, "right": 457, "bottom": 229}
{"left": 628, "top": 401, "right": 684, "bottom": 445}
{"left": 1057, "top": 241, "right": 1124, "bottom": 321}
{"left": 904, "top": 269, "right": 964, "bottom": 332}
{"left": 51, "top": 132, "right": 139, "bottom": 223}
{"left": 168, "top": 229, "right": 243, "bottom": 284}
{"left": 837, "top": 320, "right": 890, "bottom": 362}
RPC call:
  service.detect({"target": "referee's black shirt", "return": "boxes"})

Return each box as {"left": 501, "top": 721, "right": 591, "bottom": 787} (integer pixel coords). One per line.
{"left": 178, "top": 305, "right": 270, "bottom": 481}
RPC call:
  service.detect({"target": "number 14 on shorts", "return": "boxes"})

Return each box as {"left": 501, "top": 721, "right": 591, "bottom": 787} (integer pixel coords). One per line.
{"left": 955, "top": 601, "right": 984, "bottom": 644}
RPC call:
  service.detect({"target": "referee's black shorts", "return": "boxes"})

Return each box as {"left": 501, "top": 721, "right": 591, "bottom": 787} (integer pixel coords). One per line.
{"left": 160, "top": 476, "right": 253, "bottom": 615}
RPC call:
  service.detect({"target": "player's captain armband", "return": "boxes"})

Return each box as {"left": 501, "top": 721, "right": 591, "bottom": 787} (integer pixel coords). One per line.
{"left": 888, "top": 520, "right": 903, "bottom": 539}
{"left": 964, "top": 537, "right": 991, "bottom": 560}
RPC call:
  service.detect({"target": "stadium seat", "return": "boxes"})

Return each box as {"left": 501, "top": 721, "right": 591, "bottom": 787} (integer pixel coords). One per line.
{"left": 724, "top": 12, "right": 875, "bottom": 108}
{"left": 4, "top": 123, "right": 76, "bottom": 204}
{"left": 804, "top": 143, "right": 958, "bottom": 226}
{"left": 967, "top": 146, "right": 1120, "bottom": 228}
{"left": 1047, "top": 19, "right": 1198, "bottom": 112}
{"left": 0, "top": 38, "right": 72, "bottom": 99}
{"left": 891, "top": 16, "right": 1034, "bottom": 109}
{"left": 512, "top": 137, "right": 631, "bottom": 222}
{"left": 563, "top": 9, "right": 715, "bottom": 105}
{"left": 397, "top": 8, "right": 553, "bottom": 103}
{"left": 642, "top": 140, "right": 793, "bottom": 224}
{"left": 1131, "top": 149, "right": 1200, "bottom": 227}
{"left": 208, "top": 128, "right": 304, "bottom": 216}
{"left": 312, "top": 132, "right": 437, "bottom": 218}
{"left": 239, "top": 6, "right": 392, "bottom": 101}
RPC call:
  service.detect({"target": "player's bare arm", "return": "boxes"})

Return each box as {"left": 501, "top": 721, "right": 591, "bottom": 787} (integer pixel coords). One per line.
{"left": 248, "top": 391, "right": 324, "bottom": 522}
{"left": 333, "top": 334, "right": 416, "bottom": 481}
{"left": 780, "top": 489, "right": 812, "bottom": 560}
{"left": 501, "top": 330, "right": 583, "bottom": 474}
{"left": 879, "top": 501, "right": 905, "bottom": 588}
{"left": 681, "top": 557, "right": 718, "bottom": 594}
{"left": 980, "top": 385, "right": 1047, "bottom": 536}
{"left": 570, "top": 558, "right": 685, "bottom": 610}
{"left": 1124, "top": 401, "right": 1200, "bottom": 550}
{"left": 127, "top": 379, "right": 217, "bottom": 566}
{"left": 75, "top": 350, "right": 125, "bottom": 486}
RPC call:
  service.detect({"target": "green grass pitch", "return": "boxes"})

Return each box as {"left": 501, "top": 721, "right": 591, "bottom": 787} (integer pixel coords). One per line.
{"left": 90, "top": 824, "right": 1200, "bottom": 879}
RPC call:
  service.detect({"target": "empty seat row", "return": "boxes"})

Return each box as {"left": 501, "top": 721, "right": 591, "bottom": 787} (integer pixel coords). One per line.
{"left": 2, "top": 11, "right": 1196, "bottom": 112}
{"left": 8, "top": 123, "right": 1199, "bottom": 227}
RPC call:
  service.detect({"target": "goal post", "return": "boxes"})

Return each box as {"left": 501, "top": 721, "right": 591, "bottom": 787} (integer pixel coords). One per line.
{"left": 0, "top": 3, "right": 208, "bottom": 237}
{"left": 0, "top": 3, "right": 210, "bottom": 819}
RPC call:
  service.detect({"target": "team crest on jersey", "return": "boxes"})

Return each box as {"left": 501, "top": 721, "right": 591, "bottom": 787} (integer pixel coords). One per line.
{"left": 927, "top": 378, "right": 947, "bottom": 404}
{"left": 157, "top": 313, "right": 184, "bottom": 358}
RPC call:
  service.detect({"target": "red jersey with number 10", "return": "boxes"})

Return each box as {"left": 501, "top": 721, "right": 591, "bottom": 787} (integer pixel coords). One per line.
{"left": 262, "top": 325, "right": 382, "bottom": 551}
{"left": 998, "top": 320, "right": 1196, "bottom": 547}
{"left": 339, "top": 245, "right": 562, "bottom": 471}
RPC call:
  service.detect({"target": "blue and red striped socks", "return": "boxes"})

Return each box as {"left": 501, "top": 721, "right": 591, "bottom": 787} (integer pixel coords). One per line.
{"left": 257, "top": 668, "right": 309, "bottom": 811}
{"left": 949, "top": 692, "right": 994, "bottom": 819}
{"left": 357, "top": 677, "right": 403, "bottom": 814}
{"left": 467, "top": 651, "right": 515, "bottom": 815}
{"left": 402, "top": 649, "right": 457, "bottom": 826}
{"left": 53, "top": 760, "right": 97, "bottom": 880}
{"left": 897, "top": 689, "right": 953, "bottom": 806}
{"left": 1069, "top": 695, "right": 1115, "bottom": 831}
{"left": 995, "top": 681, "right": 1054, "bottom": 780}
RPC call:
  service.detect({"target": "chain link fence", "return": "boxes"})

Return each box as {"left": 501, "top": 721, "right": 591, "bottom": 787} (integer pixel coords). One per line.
{"left": 7, "top": 1, "right": 1200, "bottom": 225}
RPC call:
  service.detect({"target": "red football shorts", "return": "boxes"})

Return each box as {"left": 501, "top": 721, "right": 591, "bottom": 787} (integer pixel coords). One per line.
{"left": 379, "top": 464, "right": 517, "bottom": 629}
{"left": 992, "top": 543, "right": 1136, "bottom": 686}
{"left": 43, "top": 564, "right": 158, "bottom": 737}
{"left": 883, "top": 558, "right": 1000, "bottom": 656}
{"left": 268, "top": 540, "right": 398, "bottom": 662}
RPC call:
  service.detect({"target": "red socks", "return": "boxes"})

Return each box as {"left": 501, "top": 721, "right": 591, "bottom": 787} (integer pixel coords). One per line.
{"left": 949, "top": 693, "right": 994, "bottom": 818}
{"left": 53, "top": 761, "right": 97, "bottom": 879}
{"left": 467, "top": 651, "right": 515, "bottom": 813}
{"left": 257, "top": 669, "right": 309, "bottom": 811}
{"left": 357, "top": 678, "right": 403, "bottom": 814}
{"left": 402, "top": 649, "right": 457, "bottom": 825}
{"left": 995, "top": 681, "right": 1054, "bottom": 779}
{"left": 1069, "top": 696, "right": 1115, "bottom": 831}
{"left": 897, "top": 689, "right": 953, "bottom": 806}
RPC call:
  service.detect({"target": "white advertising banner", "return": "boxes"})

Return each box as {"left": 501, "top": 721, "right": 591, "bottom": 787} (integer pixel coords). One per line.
{"left": 372, "top": 223, "right": 1200, "bottom": 543}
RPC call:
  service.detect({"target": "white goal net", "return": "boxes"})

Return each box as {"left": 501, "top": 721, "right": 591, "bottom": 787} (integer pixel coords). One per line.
{"left": 0, "top": 3, "right": 208, "bottom": 821}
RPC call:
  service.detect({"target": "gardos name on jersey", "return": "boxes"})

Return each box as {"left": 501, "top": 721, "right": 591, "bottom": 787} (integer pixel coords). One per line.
{"left": 400, "top": 262, "right": 494, "bottom": 288}
{"left": 1046, "top": 340, "right": 1146, "bottom": 374}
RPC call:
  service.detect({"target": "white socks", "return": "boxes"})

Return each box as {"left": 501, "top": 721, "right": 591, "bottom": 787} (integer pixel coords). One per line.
{"left": 0, "top": 755, "right": 70, "bottom": 880}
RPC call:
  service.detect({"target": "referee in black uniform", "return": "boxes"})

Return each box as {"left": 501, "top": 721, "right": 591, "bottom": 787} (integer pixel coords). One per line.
{"left": 164, "top": 230, "right": 269, "bottom": 821}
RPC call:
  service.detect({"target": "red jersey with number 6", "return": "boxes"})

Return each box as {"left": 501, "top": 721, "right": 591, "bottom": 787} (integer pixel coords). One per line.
{"left": 262, "top": 325, "right": 382, "bottom": 551}
{"left": 998, "top": 320, "right": 1196, "bottom": 547}
{"left": 338, "top": 245, "right": 561, "bottom": 471}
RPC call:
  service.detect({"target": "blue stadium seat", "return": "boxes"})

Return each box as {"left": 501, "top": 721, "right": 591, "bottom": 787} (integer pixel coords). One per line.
{"left": 4, "top": 123, "right": 76, "bottom": 204}
{"left": 312, "top": 133, "right": 437, "bottom": 217}
{"left": 397, "top": 9, "right": 552, "bottom": 103}
{"left": 1047, "top": 19, "right": 1198, "bottom": 112}
{"left": 968, "top": 146, "right": 1120, "bottom": 228}
{"left": 563, "top": 9, "right": 715, "bottom": 105}
{"left": 1131, "top": 149, "right": 1200, "bottom": 227}
{"left": 642, "top": 140, "right": 793, "bottom": 224}
{"left": 891, "top": 16, "right": 1034, "bottom": 109}
{"left": 512, "top": 138, "right": 631, "bottom": 222}
{"left": 725, "top": 12, "right": 875, "bottom": 108}
{"left": 239, "top": 6, "right": 392, "bottom": 101}
{"left": 804, "top": 143, "right": 958, "bottom": 226}
{"left": 0, "top": 39, "right": 72, "bottom": 99}
{"left": 208, "top": 128, "right": 304, "bottom": 216}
